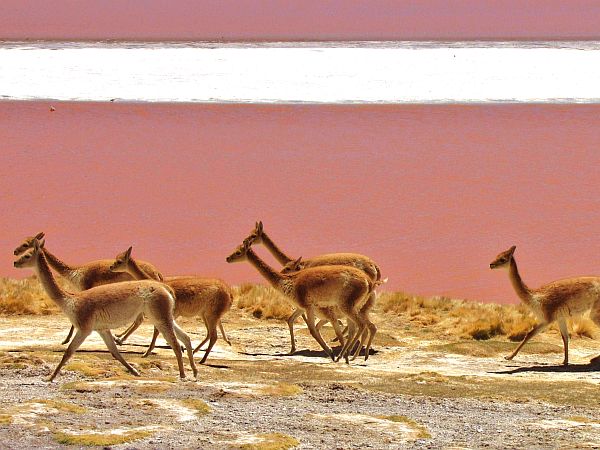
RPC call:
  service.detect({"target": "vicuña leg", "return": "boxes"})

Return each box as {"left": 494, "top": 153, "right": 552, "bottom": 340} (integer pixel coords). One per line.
{"left": 171, "top": 321, "right": 198, "bottom": 377}
{"left": 98, "top": 330, "right": 140, "bottom": 376}
{"left": 115, "top": 313, "right": 144, "bottom": 345}
{"left": 286, "top": 308, "right": 304, "bottom": 355}
{"left": 198, "top": 316, "right": 218, "bottom": 365}
{"left": 304, "top": 308, "right": 334, "bottom": 361}
{"left": 142, "top": 327, "right": 161, "bottom": 357}
{"left": 193, "top": 316, "right": 211, "bottom": 354}
{"left": 589, "top": 303, "right": 600, "bottom": 365}
{"left": 219, "top": 320, "right": 231, "bottom": 345}
{"left": 49, "top": 328, "right": 91, "bottom": 381}
{"left": 505, "top": 322, "right": 547, "bottom": 361}
{"left": 557, "top": 317, "right": 569, "bottom": 366}
{"left": 154, "top": 322, "right": 187, "bottom": 379}
{"left": 61, "top": 325, "right": 75, "bottom": 345}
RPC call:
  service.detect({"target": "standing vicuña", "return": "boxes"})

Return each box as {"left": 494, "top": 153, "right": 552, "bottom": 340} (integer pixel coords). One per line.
{"left": 13, "top": 238, "right": 197, "bottom": 380}
{"left": 110, "top": 246, "right": 233, "bottom": 364}
{"left": 244, "top": 221, "right": 381, "bottom": 360}
{"left": 226, "top": 240, "right": 373, "bottom": 363}
{"left": 490, "top": 245, "right": 600, "bottom": 365}
{"left": 13, "top": 232, "right": 163, "bottom": 345}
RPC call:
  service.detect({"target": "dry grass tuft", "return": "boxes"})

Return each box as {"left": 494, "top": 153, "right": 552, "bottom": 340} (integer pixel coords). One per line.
{"left": 0, "top": 414, "right": 12, "bottom": 425}
{"left": 53, "top": 429, "right": 153, "bottom": 446}
{"left": 258, "top": 382, "right": 303, "bottom": 397}
{"left": 3, "top": 277, "right": 597, "bottom": 345}
{"left": 65, "top": 361, "right": 109, "bottom": 378}
{"left": 378, "top": 415, "right": 431, "bottom": 439}
{"left": 60, "top": 381, "right": 101, "bottom": 393}
{"left": 237, "top": 433, "right": 299, "bottom": 450}
{"left": 33, "top": 399, "right": 86, "bottom": 414}
{"left": 378, "top": 292, "right": 537, "bottom": 341}
{"left": 235, "top": 283, "right": 293, "bottom": 320}
{"left": 180, "top": 398, "right": 211, "bottom": 415}
{"left": 0, "top": 277, "right": 59, "bottom": 315}
{"left": 570, "top": 317, "right": 597, "bottom": 339}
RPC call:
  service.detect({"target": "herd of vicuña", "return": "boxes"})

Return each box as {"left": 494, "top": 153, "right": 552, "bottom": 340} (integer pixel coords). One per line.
{"left": 11, "top": 222, "right": 600, "bottom": 381}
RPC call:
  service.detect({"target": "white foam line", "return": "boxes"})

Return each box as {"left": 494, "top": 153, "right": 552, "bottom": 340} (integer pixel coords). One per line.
{"left": 1, "top": 41, "right": 600, "bottom": 103}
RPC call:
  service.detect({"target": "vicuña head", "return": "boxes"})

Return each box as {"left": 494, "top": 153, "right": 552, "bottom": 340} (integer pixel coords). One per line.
{"left": 13, "top": 247, "right": 37, "bottom": 268}
{"left": 13, "top": 232, "right": 45, "bottom": 256}
{"left": 489, "top": 245, "right": 516, "bottom": 270}
{"left": 280, "top": 257, "right": 304, "bottom": 274}
{"left": 243, "top": 221, "right": 264, "bottom": 246}
{"left": 225, "top": 241, "right": 249, "bottom": 263}
{"left": 110, "top": 246, "right": 133, "bottom": 272}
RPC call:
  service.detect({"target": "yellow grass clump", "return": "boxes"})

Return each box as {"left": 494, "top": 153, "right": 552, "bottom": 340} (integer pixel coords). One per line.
{"left": 0, "top": 277, "right": 58, "bottom": 315}
{"left": 235, "top": 283, "right": 293, "bottom": 320}
{"left": 53, "top": 429, "right": 153, "bottom": 447}
{"left": 378, "top": 291, "right": 538, "bottom": 341}
{"left": 237, "top": 433, "right": 299, "bottom": 450}
{"left": 180, "top": 398, "right": 211, "bottom": 415}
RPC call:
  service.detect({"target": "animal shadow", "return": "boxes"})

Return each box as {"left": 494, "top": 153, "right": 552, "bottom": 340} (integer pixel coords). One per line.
{"left": 492, "top": 362, "right": 600, "bottom": 375}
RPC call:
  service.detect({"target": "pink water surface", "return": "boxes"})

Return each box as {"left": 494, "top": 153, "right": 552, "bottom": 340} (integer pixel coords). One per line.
{"left": 2, "top": 102, "right": 600, "bottom": 303}
{"left": 1, "top": 0, "right": 599, "bottom": 40}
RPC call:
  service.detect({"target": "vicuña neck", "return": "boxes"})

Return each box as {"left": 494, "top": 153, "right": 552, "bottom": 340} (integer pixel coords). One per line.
{"left": 508, "top": 257, "right": 532, "bottom": 303}
{"left": 245, "top": 248, "right": 286, "bottom": 289}
{"left": 261, "top": 232, "right": 294, "bottom": 265}
{"left": 42, "top": 248, "right": 76, "bottom": 278}
{"left": 34, "top": 252, "right": 70, "bottom": 308}
{"left": 125, "top": 258, "right": 151, "bottom": 280}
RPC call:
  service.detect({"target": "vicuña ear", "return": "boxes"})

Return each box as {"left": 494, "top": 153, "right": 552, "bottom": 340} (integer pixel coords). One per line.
{"left": 257, "top": 221, "right": 263, "bottom": 233}
{"left": 35, "top": 232, "right": 45, "bottom": 240}
{"left": 509, "top": 245, "right": 516, "bottom": 255}
{"left": 125, "top": 246, "right": 133, "bottom": 258}
{"left": 34, "top": 238, "right": 44, "bottom": 251}
{"left": 293, "top": 256, "right": 302, "bottom": 266}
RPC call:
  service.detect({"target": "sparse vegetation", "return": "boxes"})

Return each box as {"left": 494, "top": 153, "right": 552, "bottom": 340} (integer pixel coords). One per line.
{"left": 379, "top": 415, "right": 431, "bottom": 439}
{"left": 258, "top": 382, "right": 303, "bottom": 397}
{"left": 0, "top": 277, "right": 58, "bottom": 315}
{"left": 0, "top": 414, "right": 12, "bottom": 425}
{"left": 33, "top": 399, "right": 86, "bottom": 414}
{"left": 53, "top": 429, "right": 153, "bottom": 446}
{"left": 180, "top": 398, "right": 210, "bottom": 415}
{"left": 4, "top": 280, "right": 597, "bottom": 345}
{"left": 235, "top": 283, "right": 293, "bottom": 320}
{"left": 60, "top": 381, "right": 101, "bottom": 393}
{"left": 65, "top": 361, "right": 109, "bottom": 377}
{"left": 237, "top": 433, "right": 299, "bottom": 450}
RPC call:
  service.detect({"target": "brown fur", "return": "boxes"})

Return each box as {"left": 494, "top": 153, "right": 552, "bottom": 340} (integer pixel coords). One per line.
{"left": 227, "top": 241, "right": 373, "bottom": 363}
{"left": 490, "top": 245, "right": 600, "bottom": 365}
{"left": 13, "top": 233, "right": 163, "bottom": 345}
{"left": 13, "top": 239, "right": 197, "bottom": 380}
{"left": 110, "top": 247, "right": 232, "bottom": 364}
{"left": 245, "top": 221, "right": 380, "bottom": 360}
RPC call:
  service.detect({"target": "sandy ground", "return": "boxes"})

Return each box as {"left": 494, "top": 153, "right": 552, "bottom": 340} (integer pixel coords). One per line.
{"left": 1, "top": 308, "right": 600, "bottom": 449}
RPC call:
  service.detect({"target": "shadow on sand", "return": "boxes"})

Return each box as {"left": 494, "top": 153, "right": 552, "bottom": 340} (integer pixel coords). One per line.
{"left": 239, "top": 347, "right": 378, "bottom": 359}
{"left": 492, "top": 362, "right": 600, "bottom": 375}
